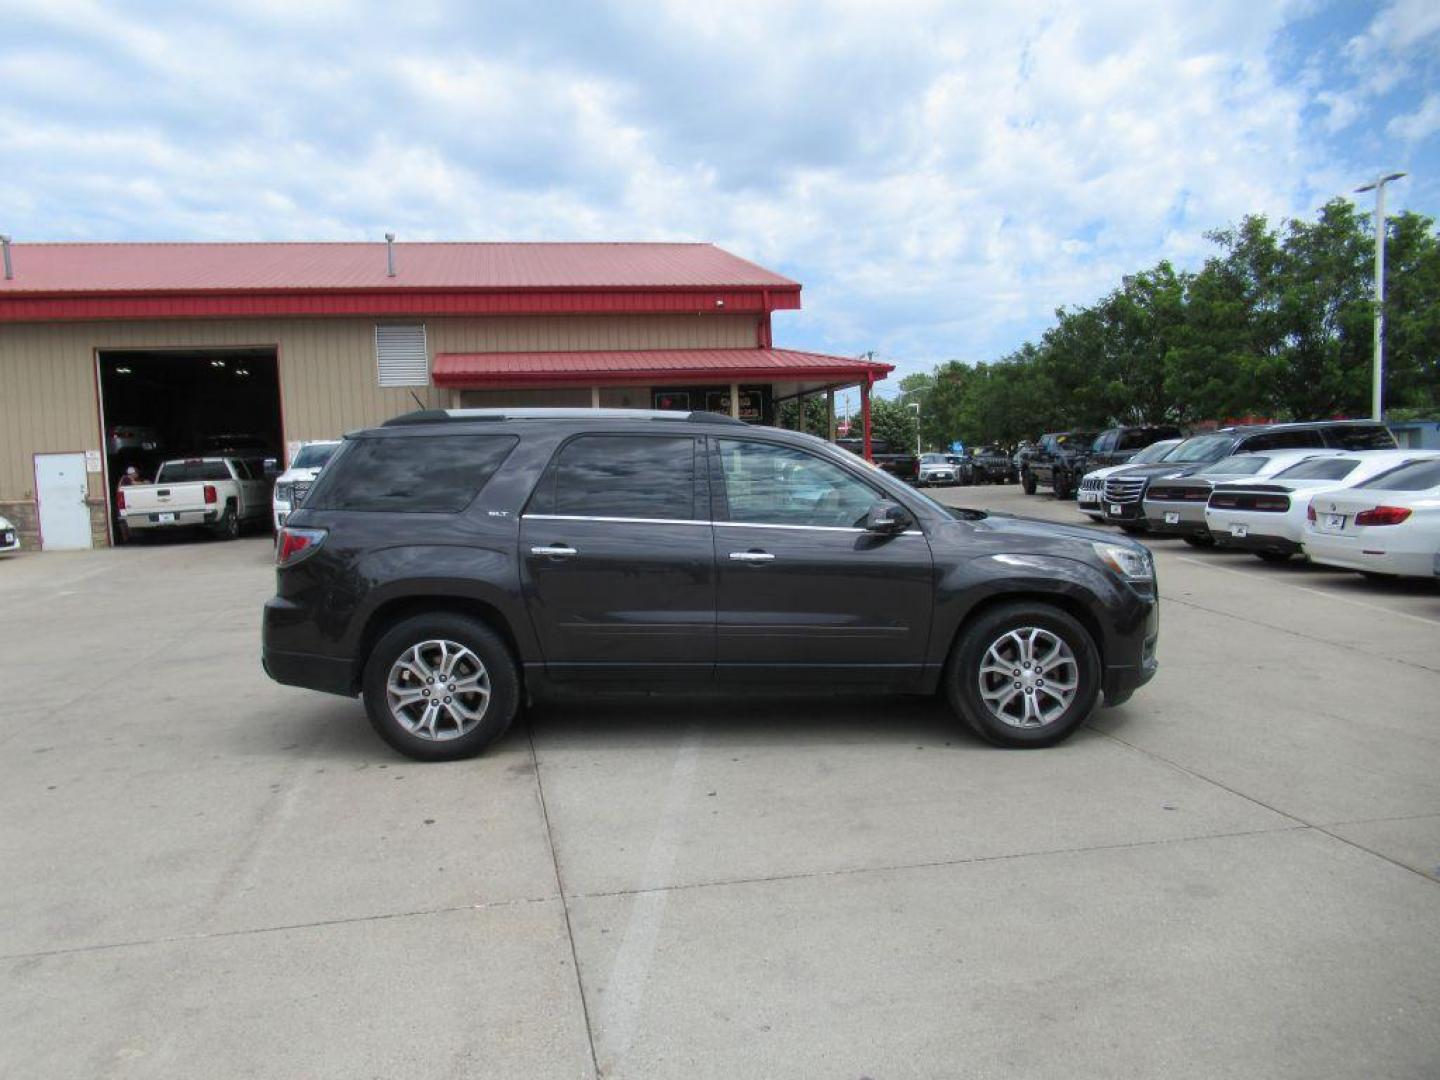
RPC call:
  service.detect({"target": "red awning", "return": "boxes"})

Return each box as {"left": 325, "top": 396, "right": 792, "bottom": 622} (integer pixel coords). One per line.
{"left": 431, "top": 347, "right": 893, "bottom": 388}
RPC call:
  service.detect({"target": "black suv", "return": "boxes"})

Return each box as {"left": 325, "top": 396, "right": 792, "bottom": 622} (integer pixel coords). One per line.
{"left": 1086, "top": 425, "right": 1184, "bottom": 471}
{"left": 1022, "top": 432, "right": 1100, "bottom": 499}
{"left": 263, "top": 409, "right": 1159, "bottom": 759}
{"left": 1097, "top": 420, "right": 1397, "bottom": 530}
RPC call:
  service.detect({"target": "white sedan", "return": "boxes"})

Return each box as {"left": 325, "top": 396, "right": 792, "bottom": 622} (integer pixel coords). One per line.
{"left": 1206, "top": 449, "right": 1439, "bottom": 563}
{"left": 1302, "top": 457, "right": 1440, "bottom": 579}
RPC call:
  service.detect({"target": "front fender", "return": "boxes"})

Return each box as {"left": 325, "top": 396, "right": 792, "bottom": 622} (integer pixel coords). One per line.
{"left": 927, "top": 553, "right": 1147, "bottom": 668}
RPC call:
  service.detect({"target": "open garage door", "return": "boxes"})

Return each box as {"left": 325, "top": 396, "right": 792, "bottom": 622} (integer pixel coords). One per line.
{"left": 97, "top": 347, "right": 282, "bottom": 542}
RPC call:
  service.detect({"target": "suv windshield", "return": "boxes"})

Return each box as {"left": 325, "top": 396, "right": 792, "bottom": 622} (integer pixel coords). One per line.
{"left": 292, "top": 443, "right": 338, "bottom": 469}
{"left": 1130, "top": 440, "right": 1181, "bottom": 464}
{"left": 1363, "top": 458, "right": 1440, "bottom": 492}
{"left": 1201, "top": 455, "right": 1269, "bottom": 476}
{"left": 1167, "top": 435, "right": 1234, "bottom": 463}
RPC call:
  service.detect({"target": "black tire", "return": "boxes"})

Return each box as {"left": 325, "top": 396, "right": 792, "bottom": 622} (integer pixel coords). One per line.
{"left": 1021, "top": 469, "right": 1037, "bottom": 495}
{"left": 361, "top": 613, "right": 521, "bottom": 761}
{"left": 213, "top": 506, "right": 239, "bottom": 541}
{"left": 1256, "top": 551, "right": 1291, "bottom": 564}
{"left": 1181, "top": 533, "right": 1215, "bottom": 548}
{"left": 1053, "top": 472, "right": 1073, "bottom": 500}
{"left": 945, "top": 602, "right": 1101, "bottom": 748}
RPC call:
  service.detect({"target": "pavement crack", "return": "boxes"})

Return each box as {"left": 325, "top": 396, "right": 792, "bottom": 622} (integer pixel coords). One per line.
{"left": 0, "top": 894, "right": 559, "bottom": 963}
{"left": 562, "top": 824, "right": 1309, "bottom": 903}
{"left": 528, "top": 717, "right": 602, "bottom": 1080}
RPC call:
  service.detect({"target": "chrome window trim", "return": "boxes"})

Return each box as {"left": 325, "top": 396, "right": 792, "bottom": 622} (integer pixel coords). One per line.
{"left": 524, "top": 513, "right": 708, "bottom": 527}
{"left": 523, "top": 513, "right": 921, "bottom": 536}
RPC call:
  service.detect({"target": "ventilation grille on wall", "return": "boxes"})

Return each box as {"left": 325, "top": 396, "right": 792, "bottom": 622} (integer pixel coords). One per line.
{"left": 375, "top": 324, "right": 428, "bottom": 387}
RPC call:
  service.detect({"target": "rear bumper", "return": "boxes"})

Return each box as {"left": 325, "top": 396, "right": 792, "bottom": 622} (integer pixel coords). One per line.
{"left": 1211, "top": 531, "right": 1300, "bottom": 556}
{"left": 262, "top": 595, "right": 356, "bottom": 696}
{"left": 1143, "top": 503, "right": 1208, "bottom": 537}
{"left": 122, "top": 509, "right": 218, "bottom": 529}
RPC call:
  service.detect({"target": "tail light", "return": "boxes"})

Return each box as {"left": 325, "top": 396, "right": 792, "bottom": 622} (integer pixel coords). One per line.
{"left": 115, "top": 489, "right": 126, "bottom": 511}
{"left": 203, "top": 484, "right": 217, "bottom": 505}
{"left": 1354, "top": 505, "right": 1411, "bottom": 526}
{"left": 1254, "top": 496, "right": 1289, "bottom": 512}
{"left": 276, "top": 526, "right": 327, "bottom": 567}
{"left": 1306, "top": 503, "right": 1316, "bottom": 522}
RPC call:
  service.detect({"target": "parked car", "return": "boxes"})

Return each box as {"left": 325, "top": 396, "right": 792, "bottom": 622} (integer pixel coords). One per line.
{"left": 1085, "top": 425, "right": 1185, "bottom": 472}
{"left": 1078, "top": 439, "right": 1183, "bottom": 522}
{"left": 263, "top": 408, "right": 1160, "bottom": 760}
{"left": 970, "top": 446, "right": 1015, "bottom": 484}
{"left": 1098, "top": 421, "right": 1398, "bottom": 531}
{"left": 1302, "top": 457, "right": 1440, "bottom": 579}
{"left": 273, "top": 440, "right": 341, "bottom": 532}
{"left": 1205, "top": 450, "right": 1440, "bottom": 562}
{"left": 944, "top": 454, "right": 976, "bottom": 485}
{"left": 0, "top": 514, "right": 19, "bottom": 556}
{"left": 118, "top": 456, "right": 271, "bottom": 540}
{"left": 1143, "top": 449, "right": 1345, "bottom": 546}
{"left": 107, "top": 424, "right": 164, "bottom": 456}
{"left": 1022, "top": 431, "right": 1100, "bottom": 499}
{"left": 917, "top": 453, "right": 960, "bottom": 487}
{"left": 836, "top": 437, "right": 920, "bottom": 484}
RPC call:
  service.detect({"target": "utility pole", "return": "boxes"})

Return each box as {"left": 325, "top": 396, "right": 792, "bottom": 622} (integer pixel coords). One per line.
{"left": 1354, "top": 172, "right": 1406, "bottom": 421}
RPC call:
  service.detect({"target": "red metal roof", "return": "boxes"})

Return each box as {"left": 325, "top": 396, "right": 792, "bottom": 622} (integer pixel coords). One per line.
{"left": 432, "top": 347, "right": 893, "bottom": 388}
{"left": 0, "top": 242, "right": 797, "bottom": 293}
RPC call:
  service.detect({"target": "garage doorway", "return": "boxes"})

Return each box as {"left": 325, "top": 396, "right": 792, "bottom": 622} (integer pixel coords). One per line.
{"left": 96, "top": 347, "right": 283, "bottom": 541}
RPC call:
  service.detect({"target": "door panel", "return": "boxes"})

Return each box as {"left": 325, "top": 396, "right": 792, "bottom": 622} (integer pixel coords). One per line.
{"left": 520, "top": 434, "right": 714, "bottom": 682}
{"left": 35, "top": 453, "right": 93, "bottom": 550}
{"left": 710, "top": 438, "right": 933, "bottom": 685}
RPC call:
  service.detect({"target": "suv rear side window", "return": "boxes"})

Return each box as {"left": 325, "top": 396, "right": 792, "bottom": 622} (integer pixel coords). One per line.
{"left": 311, "top": 435, "right": 516, "bottom": 513}
{"left": 1322, "top": 424, "right": 1397, "bottom": 450}
{"left": 530, "top": 435, "right": 697, "bottom": 521}
{"left": 1242, "top": 429, "right": 1325, "bottom": 451}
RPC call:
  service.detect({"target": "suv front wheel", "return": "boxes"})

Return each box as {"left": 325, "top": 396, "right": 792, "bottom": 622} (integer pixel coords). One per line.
{"left": 362, "top": 613, "right": 520, "bottom": 761}
{"left": 945, "top": 602, "right": 1101, "bottom": 748}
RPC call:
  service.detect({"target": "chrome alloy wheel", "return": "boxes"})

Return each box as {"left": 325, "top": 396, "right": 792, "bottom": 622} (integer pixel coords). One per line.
{"left": 977, "top": 627, "right": 1079, "bottom": 729}
{"left": 386, "top": 639, "right": 491, "bottom": 741}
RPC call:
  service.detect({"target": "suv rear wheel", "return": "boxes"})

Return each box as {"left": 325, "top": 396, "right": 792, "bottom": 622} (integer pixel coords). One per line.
{"left": 362, "top": 613, "right": 520, "bottom": 761}
{"left": 1053, "top": 471, "right": 1073, "bottom": 500}
{"left": 945, "top": 602, "right": 1100, "bottom": 748}
{"left": 1021, "top": 469, "right": 1037, "bottom": 495}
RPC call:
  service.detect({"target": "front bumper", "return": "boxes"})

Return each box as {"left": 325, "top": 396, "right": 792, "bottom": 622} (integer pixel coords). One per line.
{"left": 1103, "top": 595, "right": 1159, "bottom": 707}
{"left": 1098, "top": 499, "right": 1145, "bottom": 524}
{"left": 0, "top": 528, "right": 19, "bottom": 552}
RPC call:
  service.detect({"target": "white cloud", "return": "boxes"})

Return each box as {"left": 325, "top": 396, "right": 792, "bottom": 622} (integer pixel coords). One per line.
{"left": 1387, "top": 93, "right": 1440, "bottom": 143}
{"left": 0, "top": 0, "right": 1427, "bottom": 370}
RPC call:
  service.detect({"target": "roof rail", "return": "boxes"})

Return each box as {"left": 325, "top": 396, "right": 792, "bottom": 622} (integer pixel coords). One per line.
{"left": 382, "top": 407, "right": 749, "bottom": 427}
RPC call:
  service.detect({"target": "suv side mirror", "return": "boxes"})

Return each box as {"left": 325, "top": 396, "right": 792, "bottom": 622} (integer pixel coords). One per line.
{"left": 864, "top": 500, "right": 911, "bottom": 534}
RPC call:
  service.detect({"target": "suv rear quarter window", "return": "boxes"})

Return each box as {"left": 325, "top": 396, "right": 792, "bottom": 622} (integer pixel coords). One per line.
{"left": 1322, "top": 424, "right": 1397, "bottom": 450}
{"left": 309, "top": 434, "right": 517, "bottom": 513}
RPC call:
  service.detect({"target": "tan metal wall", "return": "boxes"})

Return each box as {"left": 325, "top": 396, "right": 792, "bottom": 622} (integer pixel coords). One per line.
{"left": 0, "top": 312, "right": 758, "bottom": 544}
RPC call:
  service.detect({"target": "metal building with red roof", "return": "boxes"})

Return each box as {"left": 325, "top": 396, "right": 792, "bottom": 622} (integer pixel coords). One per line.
{"left": 0, "top": 238, "right": 891, "bottom": 549}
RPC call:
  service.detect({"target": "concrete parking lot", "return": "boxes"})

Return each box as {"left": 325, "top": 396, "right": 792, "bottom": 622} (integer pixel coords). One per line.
{"left": 3, "top": 489, "right": 1439, "bottom": 1080}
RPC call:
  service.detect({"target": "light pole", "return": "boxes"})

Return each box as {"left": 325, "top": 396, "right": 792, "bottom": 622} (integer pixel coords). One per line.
{"left": 1354, "top": 171, "right": 1406, "bottom": 420}
{"left": 907, "top": 402, "right": 921, "bottom": 456}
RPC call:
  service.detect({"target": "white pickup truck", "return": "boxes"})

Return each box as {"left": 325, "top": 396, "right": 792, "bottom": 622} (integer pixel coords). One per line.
{"left": 118, "top": 457, "right": 271, "bottom": 539}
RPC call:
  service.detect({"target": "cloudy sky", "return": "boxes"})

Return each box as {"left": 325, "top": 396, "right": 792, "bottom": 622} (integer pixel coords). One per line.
{"left": 3, "top": 0, "right": 1438, "bottom": 392}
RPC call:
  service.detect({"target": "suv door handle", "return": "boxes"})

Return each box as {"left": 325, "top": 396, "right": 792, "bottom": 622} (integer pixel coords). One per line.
{"left": 729, "top": 551, "right": 775, "bottom": 563}
{"left": 531, "top": 545, "right": 578, "bottom": 557}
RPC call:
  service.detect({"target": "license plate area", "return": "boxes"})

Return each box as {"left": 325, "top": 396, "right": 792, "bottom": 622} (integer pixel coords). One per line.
{"left": 1229, "top": 523, "right": 1248, "bottom": 538}
{"left": 157, "top": 512, "right": 176, "bottom": 523}
{"left": 1163, "top": 511, "right": 1180, "bottom": 525}
{"left": 1108, "top": 503, "right": 1122, "bottom": 516}
{"left": 1321, "top": 513, "right": 1346, "bottom": 533}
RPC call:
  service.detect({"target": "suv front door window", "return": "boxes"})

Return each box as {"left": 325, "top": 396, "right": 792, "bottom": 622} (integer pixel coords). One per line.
{"left": 712, "top": 438, "right": 934, "bottom": 682}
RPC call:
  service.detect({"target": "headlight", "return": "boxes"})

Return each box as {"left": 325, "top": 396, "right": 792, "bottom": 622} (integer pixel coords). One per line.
{"left": 274, "top": 482, "right": 293, "bottom": 503}
{"left": 1093, "top": 541, "right": 1153, "bottom": 581}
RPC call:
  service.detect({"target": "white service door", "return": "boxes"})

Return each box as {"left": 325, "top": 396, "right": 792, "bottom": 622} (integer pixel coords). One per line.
{"left": 35, "top": 452, "right": 93, "bottom": 550}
